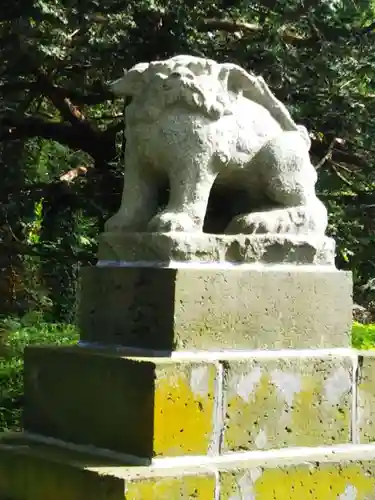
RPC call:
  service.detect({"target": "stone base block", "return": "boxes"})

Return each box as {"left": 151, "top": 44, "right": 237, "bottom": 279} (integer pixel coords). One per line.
{"left": 3, "top": 434, "right": 375, "bottom": 499}
{"left": 222, "top": 355, "right": 353, "bottom": 451}
{"left": 98, "top": 231, "right": 336, "bottom": 265}
{"left": 24, "top": 346, "right": 218, "bottom": 458}
{"left": 77, "top": 265, "right": 352, "bottom": 350}
{"left": 24, "top": 346, "right": 357, "bottom": 459}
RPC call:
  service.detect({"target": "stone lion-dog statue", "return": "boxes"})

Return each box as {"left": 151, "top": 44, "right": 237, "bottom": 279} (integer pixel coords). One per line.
{"left": 105, "top": 55, "right": 327, "bottom": 235}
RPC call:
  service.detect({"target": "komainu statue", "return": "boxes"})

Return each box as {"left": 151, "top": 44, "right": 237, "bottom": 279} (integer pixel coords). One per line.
{"left": 105, "top": 55, "right": 327, "bottom": 236}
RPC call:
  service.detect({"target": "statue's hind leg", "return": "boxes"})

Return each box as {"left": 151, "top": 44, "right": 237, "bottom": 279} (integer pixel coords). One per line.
{"left": 225, "top": 131, "right": 328, "bottom": 235}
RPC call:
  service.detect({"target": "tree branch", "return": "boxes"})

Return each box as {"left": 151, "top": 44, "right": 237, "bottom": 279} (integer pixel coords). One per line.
{"left": 197, "top": 18, "right": 312, "bottom": 45}
{"left": 197, "top": 17, "right": 375, "bottom": 45}
{"left": 0, "top": 115, "right": 97, "bottom": 154}
{"left": 330, "top": 162, "right": 354, "bottom": 187}
{"left": 0, "top": 112, "right": 119, "bottom": 170}
{"left": 197, "top": 18, "right": 262, "bottom": 34}
{"left": 0, "top": 80, "right": 113, "bottom": 105}
{"left": 310, "top": 137, "right": 368, "bottom": 169}
{"left": 315, "top": 137, "right": 341, "bottom": 169}
{"left": 35, "top": 69, "right": 88, "bottom": 125}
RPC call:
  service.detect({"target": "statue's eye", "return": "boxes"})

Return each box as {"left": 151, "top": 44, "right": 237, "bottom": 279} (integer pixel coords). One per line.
{"left": 170, "top": 72, "right": 182, "bottom": 78}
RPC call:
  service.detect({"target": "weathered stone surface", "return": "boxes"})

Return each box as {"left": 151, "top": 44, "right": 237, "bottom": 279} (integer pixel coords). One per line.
{"left": 0, "top": 434, "right": 216, "bottom": 500}
{"left": 223, "top": 357, "right": 353, "bottom": 452}
{"left": 220, "top": 461, "right": 375, "bottom": 499}
{"left": 124, "top": 474, "right": 215, "bottom": 499}
{"left": 24, "top": 346, "right": 217, "bottom": 458}
{"left": 357, "top": 354, "right": 375, "bottom": 443}
{"left": 98, "top": 232, "right": 336, "bottom": 265}
{"left": 78, "top": 266, "right": 352, "bottom": 350}
{"left": 105, "top": 55, "right": 327, "bottom": 236}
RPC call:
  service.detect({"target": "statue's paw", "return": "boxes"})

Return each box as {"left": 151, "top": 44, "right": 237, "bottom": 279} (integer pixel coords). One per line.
{"left": 225, "top": 209, "right": 299, "bottom": 235}
{"left": 226, "top": 205, "right": 327, "bottom": 236}
{"left": 225, "top": 212, "right": 278, "bottom": 235}
{"left": 148, "top": 211, "right": 200, "bottom": 232}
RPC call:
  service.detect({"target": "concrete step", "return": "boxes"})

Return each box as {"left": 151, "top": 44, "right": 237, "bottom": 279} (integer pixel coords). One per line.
{"left": 2, "top": 433, "right": 375, "bottom": 499}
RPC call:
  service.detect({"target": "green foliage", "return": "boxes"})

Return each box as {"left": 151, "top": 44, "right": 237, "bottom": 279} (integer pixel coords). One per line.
{"left": 1, "top": 0, "right": 375, "bottom": 314}
{"left": 0, "top": 315, "right": 78, "bottom": 432}
{"left": 352, "top": 321, "right": 375, "bottom": 350}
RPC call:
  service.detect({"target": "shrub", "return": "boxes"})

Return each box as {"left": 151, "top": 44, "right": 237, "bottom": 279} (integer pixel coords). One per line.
{"left": 0, "top": 314, "right": 78, "bottom": 432}
{"left": 352, "top": 322, "right": 375, "bottom": 350}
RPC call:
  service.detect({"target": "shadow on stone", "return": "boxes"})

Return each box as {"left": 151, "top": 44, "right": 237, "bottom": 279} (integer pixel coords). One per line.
{"left": 78, "top": 267, "right": 177, "bottom": 352}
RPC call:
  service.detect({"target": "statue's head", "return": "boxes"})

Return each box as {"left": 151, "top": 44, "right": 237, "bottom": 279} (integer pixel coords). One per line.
{"left": 109, "top": 56, "right": 251, "bottom": 121}
{"left": 110, "top": 55, "right": 305, "bottom": 142}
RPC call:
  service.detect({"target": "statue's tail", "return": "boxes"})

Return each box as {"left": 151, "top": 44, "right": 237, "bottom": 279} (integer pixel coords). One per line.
{"left": 219, "top": 64, "right": 311, "bottom": 150}
{"left": 244, "top": 75, "right": 311, "bottom": 150}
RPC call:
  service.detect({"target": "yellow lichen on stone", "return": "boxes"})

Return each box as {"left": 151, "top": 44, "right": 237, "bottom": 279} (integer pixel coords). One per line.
{"left": 291, "top": 374, "right": 348, "bottom": 446}
{"left": 221, "top": 463, "right": 375, "bottom": 499}
{"left": 255, "top": 464, "right": 375, "bottom": 499}
{"left": 223, "top": 359, "right": 351, "bottom": 452}
{"left": 224, "top": 371, "right": 279, "bottom": 451}
{"left": 125, "top": 474, "right": 216, "bottom": 499}
{"left": 357, "top": 357, "right": 375, "bottom": 443}
{"left": 153, "top": 364, "right": 216, "bottom": 456}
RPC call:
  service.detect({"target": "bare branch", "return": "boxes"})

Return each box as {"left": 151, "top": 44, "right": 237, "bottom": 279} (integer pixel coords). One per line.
{"left": 198, "top": 18, "right": 262, "bottom": 34}
{"left": 330, "top": 162, "right": 354, "bottom": 187}
{"left": 197, "top": 18, "right": 312, "bottom": 45}
{"left": 311, "top": 136, "right": 367, "bottom": 170}
{"left": 315, "top": 137, "right": 341, "bottom": 169}
{"left": 197, "top": 17, "right": 375, "bottom": 45}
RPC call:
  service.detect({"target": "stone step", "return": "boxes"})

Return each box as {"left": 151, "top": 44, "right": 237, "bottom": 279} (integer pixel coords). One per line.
{"left": 23, "top": 345, "right": 375, "bottom": 458}
{"left": 2, "top": 434, "right": 375, "bottom": 499}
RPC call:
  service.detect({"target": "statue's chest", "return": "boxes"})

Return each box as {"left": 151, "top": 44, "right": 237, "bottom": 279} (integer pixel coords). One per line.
{"left": 126, "top": 109, "right": 209, "bottom": 144}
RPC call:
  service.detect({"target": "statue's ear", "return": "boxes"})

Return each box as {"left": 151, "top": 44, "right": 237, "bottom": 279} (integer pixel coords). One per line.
{"left": 110, "top": 62, "right": 150, "bottom": 97}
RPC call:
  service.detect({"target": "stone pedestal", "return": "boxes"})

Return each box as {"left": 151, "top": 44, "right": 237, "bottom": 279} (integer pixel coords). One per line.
{"left": 97, "top": 231, "right": 336, "bottom": 265}
{"left": 77, "top": 266, "right": 352, "bottom": 351}
{"left": 79, "top": 232, "right": 351, "bottom": 351}
{"left": 2, "top": 232, "right": 375, "bottom": 499}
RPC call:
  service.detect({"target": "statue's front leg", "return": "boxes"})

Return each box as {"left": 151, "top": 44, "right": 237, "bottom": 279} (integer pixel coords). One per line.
{"left": 148, "top": 156, "right": 216, "bottom": 232}
{"left": 105, "top": 148, "right": 158, "bottom": 232}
